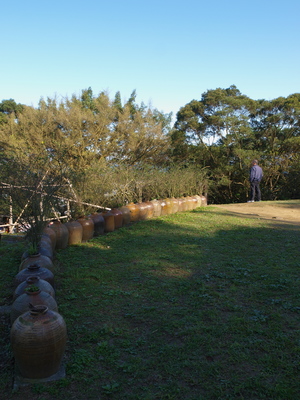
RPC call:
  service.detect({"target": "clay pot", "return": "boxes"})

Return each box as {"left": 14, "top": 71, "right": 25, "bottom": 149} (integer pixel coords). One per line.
{"left": 180, "top": 197, "right": 188, "bottom": 212}
{"left": 194, "top": 195, "right": 202, "bottom": 207}
{"left": 90, "top": 213, "right": 105, "bottom": 236}
{"left": 159, "top": 199, "right": 168, "bottom": 216}
{"left": 191, "top": 196, "right": 198, "bottom": 209}
{"left": 43, "top": 227, "right": 57, "bottom": 250}
{"left": 126, "top": 203, "right": 140, "bottom": 222}
{"left": 164, "top": 198, "right": 173, "bottom": 214}
{"left": 150, "top": 199, "right": 162, "bottom": 217}
{"left": 48, "top": 221, "right": 69, "bottom": 250}
{"left": 14, "top": 265, "right": 55, "bottom": 289}
{"left": 136, "top": 202, "right": 148, "bottom": 220}
{"left": 38, "top": 235, "right": 55, "bottom": 260}
{"left": 201, "top": 195, "right": 207, "bottom": 206}
{"left": 170, "top": 198, "right": 179, "bottom": 214}
{"left": 13, "top": 276, "right": 55, "bottom": 301}
{"left": 19, "top": 254, "right": 54, "bottom": 273}
{"left": 111, "top": 209, "right": 123, "bottom": 229}
{"left": 10, "top": 305, "right": 67, "bottom": 379}
{"left": 144, "top": 201, "right": 154, "bottom": 219}
{"left": 118, "top": 206, "right": 131, "bottom": 226}
{"left": 102, "top": 210, "right": 115, "bottom": 233}
{"left": 65, "top": 220, "right": 83, "bottom": 245}
{"left": 77, "top": 216, "right": 94, "bottom": 242}
{"left": 21, "top": 238, "right": 54, "bottom": 261}
{"left": 177, "top": 198, "right": 184, "bottom": 212}
{"left": 10, "top": 288, "right": 58, "bottom": 324}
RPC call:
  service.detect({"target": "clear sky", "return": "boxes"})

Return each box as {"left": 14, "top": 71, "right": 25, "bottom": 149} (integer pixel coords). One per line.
{"left": 2, "top": 0, "right": 300, "bottom": 122}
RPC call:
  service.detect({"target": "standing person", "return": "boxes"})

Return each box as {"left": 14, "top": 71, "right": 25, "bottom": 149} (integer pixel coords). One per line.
{"left": 248, "top": 160, "right": 263, "bottom": 202}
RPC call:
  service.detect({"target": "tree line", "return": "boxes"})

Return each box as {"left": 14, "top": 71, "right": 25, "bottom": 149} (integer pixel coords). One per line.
{"left": 0, "top": 85, "right": 299, "bottom": 208}
{"left": 171, "top": 85, "right": 300, "bottom": 203}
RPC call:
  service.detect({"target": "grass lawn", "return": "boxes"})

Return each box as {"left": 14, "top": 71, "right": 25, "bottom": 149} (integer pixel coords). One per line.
{"left": 1, "top": 205, "right": 300, "bottom": 399}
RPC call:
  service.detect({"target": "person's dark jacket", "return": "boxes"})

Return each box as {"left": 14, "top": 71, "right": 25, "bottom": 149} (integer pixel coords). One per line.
{"left": 250, "top": 165, "right": 263, "bottom": 182}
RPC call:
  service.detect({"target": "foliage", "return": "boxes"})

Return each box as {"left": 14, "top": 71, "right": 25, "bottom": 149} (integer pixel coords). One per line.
{"left": 171, "top": 86, "right": 300, "bottom": 203}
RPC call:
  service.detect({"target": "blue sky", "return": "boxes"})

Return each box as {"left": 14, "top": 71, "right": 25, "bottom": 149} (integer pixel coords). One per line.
{"left": 2, "top": 0, "right": 300, "bottom": 121}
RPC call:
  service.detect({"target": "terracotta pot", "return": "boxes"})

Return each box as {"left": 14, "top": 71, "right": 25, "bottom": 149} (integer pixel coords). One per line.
{"left": 177, "top": 198, "right": 184, "bottom": 212}
{"left": 43, "top": 227, "right": 57, "bottom": 250}
{"left": 77, "top": 216, "right": 94, "bottom": 242}
{"left": 164, "top": 198, "right": 173, "bottom": 214}
{"left": 194, "top": 195, "right": 202, "bottom": 207}
{"left": 180, "top": 197, "right": 188, "bottom": 212}
{"left": 48, "top": 221, "right": 69, "bottom": 249}
{"left": 126, "top": 203, "right": 139, "bottom": 222}
{"left": 186, "top": 196, "right": 194, "bottom": 210}
{"left": 10, "top": 288, "right": 58, "bottom": 324}
{"left": 118, "top": 206, "right": 131, "bottom": 226}
{"left": 38, "top": 235, "right": 54, "bottom": 260}
{"left": 65, "top": 220, "right": 83, "bottom": 245}
{"left": 89, "top": 213, "right": 105, "bottom": 236}
{"left": 19, "top": 253, "right": 54, "bottom": 273}
{"left": 136, "top": 202, "right": 148, "bottom": 220}
{"left": 21, "top": 238, "right": 54, "bottom": 261}
{"left": 170, "top": 198, "right": 179, "bottom": 214}
{"left": 150, "top": 199, "right": 162, "bottom": 217}
{"left": 191, "top": 196, "right": 198, "bottom": 209}
{"left": 144, "top": 201, "right": 154, "bottom": 219}
{"left": 13, "top": 276, "right": 55, "bottom": 301}
{"left": 102, "top": 210, "right": 115, "bottom": 233}
{"left": 10, "top": 305, "right": 67, "bottom": 379}
{"left": 201, "top": 195, "right": 207, "bottom": 206}
{"left": 111, "top": 209, "right": 123, "bottom": 229}
{"left": 159, "top": 199, "right": 168, "bottom": 216}
{"left": 14, "top": 265, "right": 55, "bottom": 289}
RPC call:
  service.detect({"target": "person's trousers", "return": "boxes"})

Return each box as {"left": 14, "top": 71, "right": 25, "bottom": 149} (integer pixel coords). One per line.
{"left": 250, "top": 181, "right": 261, "bottom": 201}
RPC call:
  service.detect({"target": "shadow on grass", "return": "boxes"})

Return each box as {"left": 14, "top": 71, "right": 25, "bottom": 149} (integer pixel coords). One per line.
{"left": 1, "top": 208, "right": 300, "bottom": 399}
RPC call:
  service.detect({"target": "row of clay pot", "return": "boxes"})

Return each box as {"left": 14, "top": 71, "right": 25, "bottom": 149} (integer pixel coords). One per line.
{"left": 10, "top": 228, "right": 67, "bottom": 380}
{"left": 42, "top": 195, "right": 207, "bottom": 247}
{"left": 9, "top": 194, "right": 206, "bottom": 380}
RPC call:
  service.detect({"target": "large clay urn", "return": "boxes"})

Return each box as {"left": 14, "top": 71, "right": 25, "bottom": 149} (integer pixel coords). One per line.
{"left": 164, "top": 198, "right": 172, "bottom": 215}
{"left": 65, "top": 220, "right": 83, "bottom": 245}
{"left": 90, "top": 213, "right": 105, "bottom": 236}
{"left": 38, "top": 235, "right": 54, "bottom": 260}
{"left": 102, "top": 210, "right": 115, "bottom": 233}
{"left": 136, "top": 202, "right": 148, "bottom": 221}
{"left": 201, "top": 195, "right": 207, "bottom": 206}
{"left": 10, "top": 288, "right": 58, "bottom": 324}
{"left": 13, "top": 276, "right": 55, "bottom": 301}
{"left": 159, "top": 199, "right": 168, "bottom": 216}
{"left": 126, "top": 202, "right": 139, "bottom": 222}
{"left": 180, "top": 197, "right": 188, "bottom": 212}
{"left": 21, "top": 238, "right": 54, "bottom": 261}
{"left": 186, "top": 196, "right": 194, "bottom": 211}
{"left": 170, "top": 198, "right": 179, "bottom": 214}
{"left": 191, "top": 196, "right": 198, "bottom": 209}
{"left": 177, "top": 198, "right": 184, "bottom": 212}
{"left": 150, "top": 199, "right": 161, "bottom": 217}
{"left": 111, "top": 208, "right": 123, "bottom": 229}
{"left": 119, "top": 206, "right": 131, "bottom": 226}
{"left": 48, "top": 221, "right": 69, "bottom": 250}
{"left": 10, "top": 305, "right": 67, "bottom": 379}
{"left": 144, "top": 201, "right": 154, "bottom": 219}
{"left": 77, "top": 216, "right": 94, "bottom": 242}
{"left": 19, "top": 253, "right": 54, "bottom": 273}
{"left": 43, "top": 227, "right": 57, "bottom": 250}
{"left": 194, "top": 195, "right": 202, "bottom": 207}
{"left": 14, "top": 265, "right": 55, "bottom": 289}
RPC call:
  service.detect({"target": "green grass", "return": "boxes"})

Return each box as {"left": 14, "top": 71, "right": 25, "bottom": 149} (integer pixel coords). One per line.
{"left": 1, "top": 205, "right": 300, "bottom": 399}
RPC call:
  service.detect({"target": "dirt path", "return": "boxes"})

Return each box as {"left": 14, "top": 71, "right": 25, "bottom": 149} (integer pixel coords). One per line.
{"left": 210, "top": 200, "right": 300, "bottom": 225}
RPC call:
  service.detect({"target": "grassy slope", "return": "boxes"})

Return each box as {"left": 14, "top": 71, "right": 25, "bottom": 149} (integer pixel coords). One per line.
{"left": 1, "top": 205, "right": 300, "bottom": 399}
